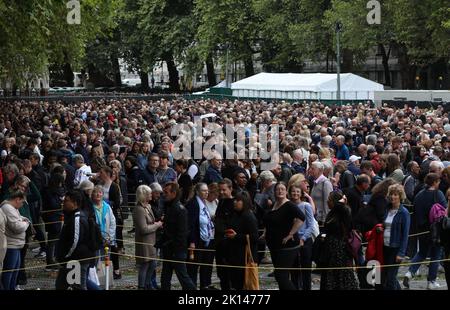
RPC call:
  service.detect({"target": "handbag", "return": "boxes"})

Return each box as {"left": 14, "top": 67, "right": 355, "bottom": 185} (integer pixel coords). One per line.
{"left": 442, "top": 216, "right": 450, "bottom": 230}
{"left": 440, "top": 216, "right": 450, "bottom": 246}
{"left": 347, "top": 230, "right": 362, "bottom": 262}
{"left": 243, "top": 234, "right": 259, "bottom": 290}
{"left": 312, "top": 234, "right": 327, "bottom": 267}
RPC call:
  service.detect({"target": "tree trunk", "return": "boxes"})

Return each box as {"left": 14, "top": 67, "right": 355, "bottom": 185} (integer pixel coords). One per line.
{"left": 63, "top": 62, "right": 74, "bottom": 87}
{"left": 87, "top": 63, "right": 114, "bottom": 87}
{"left": 206, "top": 55, "right": 216, "bottom": 87}
{"left": 397, "top": 44, "right": 416, "bottom": 89}
{"left": 164, "top": 54, "right": 180, "bottom": 91}
{"left": 111, "top": 54, "right": 122, "bottom": 87}
{"left": 244, "top": 54, "right": 254, "bottom": 77}
{"left": 341, "top": 49, "right": 353, "bottom": 72}
{"left": 379, "top": 43, "right": 391, "bottom": 87}
{"left": 139, "top": 71, "right": 149, "bottom": 91}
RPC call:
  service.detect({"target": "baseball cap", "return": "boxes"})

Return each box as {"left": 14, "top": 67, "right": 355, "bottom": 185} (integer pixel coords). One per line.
{"left": 349, "top": 155, "right": 362, "bottom": 163}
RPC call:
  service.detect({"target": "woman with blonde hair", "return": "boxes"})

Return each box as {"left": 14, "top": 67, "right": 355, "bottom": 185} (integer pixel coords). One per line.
{"left": 133, "top": 185, "right": 163, "bottom": 290}
{"left": 382, "top": 184, "right": 410, "bottom": 290}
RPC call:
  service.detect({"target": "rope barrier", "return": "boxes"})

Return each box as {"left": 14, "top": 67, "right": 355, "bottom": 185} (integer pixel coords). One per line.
{"left": 2, "top": 236, "right": 447, "bottom": 283}
{"left": 40, "top": 208, "right": 63, "bottom": 214}
{"left": 114, "top": 252, "right": 450, "bottom": 271}
{"left": 0, "top": 254, "right": 107, "bottom": 274}
{"left": 116, "top": 230, "right": 432, "bottom": 253}
{"left": 32, "top": 220, "right": 63, "bottom": 226}
{"left": 27, "top": 238, "right": 60, "bottom": 246}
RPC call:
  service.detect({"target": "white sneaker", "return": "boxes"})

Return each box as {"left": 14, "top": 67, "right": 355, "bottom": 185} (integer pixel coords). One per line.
{"left": 31, "top": 247, "right": 41, "bottom": 254}
{"left": 427, "top": 281, "right": 441, "bottom": 290}
{"left": 403, "top": 271, "right": 412, "bottom": 289}
{"left": 15, "top": 285, "right": 23, "bottom": 290}
{"left": 34, "top": 251, "right": 46, "bottom": 258}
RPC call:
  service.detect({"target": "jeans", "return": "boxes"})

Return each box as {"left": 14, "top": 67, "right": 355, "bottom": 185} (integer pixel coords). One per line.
{"left": 270, "top": 246, "right": 300, "bottom": 290}
{"left": 382, "top": 246, "right": 401, "bottom": 290}
{"left": 1, "top": 249, "right": 21, "bottom": 290}
{"left": 187, "top": 240, "right": 215, "bottom": 289}
{"left": 55, "top": 262, "right": 89, "bottom": 290}
{"left": 138, "top": 260, "right": 157, "bottom": 289}
{"left": 161, "top": 249, "right": 196, "bottom": 290}
{"left": 151, "top": 270, "right": 158, "bottom": 288}
{"left": 408, "top": 235, "right": 442, "bottom": 281}
{"left": 46, "top": 232, "right": 60, "bottom": 265}
{"left": 150, "top": 249, "right": 160, "bottom": 289}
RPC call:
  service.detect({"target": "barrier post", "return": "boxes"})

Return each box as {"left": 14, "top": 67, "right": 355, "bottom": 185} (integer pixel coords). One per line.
{"left": 104, "top": 246, "right": 110, "bottom": 290}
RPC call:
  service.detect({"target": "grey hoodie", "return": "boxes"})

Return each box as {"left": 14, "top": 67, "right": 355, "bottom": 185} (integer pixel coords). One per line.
{"left": 0, "top": 208, "right": 7, "bottom": 271}
{"left": 0, "top": 202, "right": 30, "bottom": 249}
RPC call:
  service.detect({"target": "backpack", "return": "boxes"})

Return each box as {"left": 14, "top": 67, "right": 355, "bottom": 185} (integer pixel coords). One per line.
{"left": 429, "top": 203, "right": 447, "bottom": 245}
{"left": 87, "top": 215, "right": 103, "bottom": 251}
{"left": 429, "top": 203, "right": 447, "bottom": 225}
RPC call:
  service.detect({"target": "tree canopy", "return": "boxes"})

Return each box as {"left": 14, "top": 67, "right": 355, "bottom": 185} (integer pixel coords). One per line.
{"left": 1, "top": 0, "right": 448, "bottom": 90}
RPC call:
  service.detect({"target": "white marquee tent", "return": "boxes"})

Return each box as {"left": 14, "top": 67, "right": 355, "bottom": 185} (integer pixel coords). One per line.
{"left": 231, "top": 72, "right": 384, "bottom": 101}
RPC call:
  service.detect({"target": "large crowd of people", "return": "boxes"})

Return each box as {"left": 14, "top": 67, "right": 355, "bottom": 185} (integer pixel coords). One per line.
{"left": 0, "top": 97, "right": 449, "bottom": 290}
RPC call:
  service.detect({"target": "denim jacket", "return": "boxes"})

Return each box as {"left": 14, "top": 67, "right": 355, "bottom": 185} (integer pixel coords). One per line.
{"left": 383, "top": 204, "right": 410, "bottom": 257}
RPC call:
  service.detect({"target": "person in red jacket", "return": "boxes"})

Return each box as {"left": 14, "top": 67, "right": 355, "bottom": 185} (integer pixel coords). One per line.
{"left": 365, "top": 223, "right": 384, "bottom": 266}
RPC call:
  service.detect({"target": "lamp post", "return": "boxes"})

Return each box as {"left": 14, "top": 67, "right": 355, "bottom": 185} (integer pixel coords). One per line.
{"left": 225, "top": 43, "right": 230, "bottom": 88}
{"left": 336, "top": 22, "right": 343, "bottom": 105}
{"left": 375, "top": 49, "right": 383, "bottom": 83}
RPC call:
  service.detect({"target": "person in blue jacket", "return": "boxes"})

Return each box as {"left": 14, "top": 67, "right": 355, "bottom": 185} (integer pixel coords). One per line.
{"left": 382, "top": 184, "right": 410, "bottom": 290}
{"left": 335, "top": 136, "right": 350, "bottom": 161}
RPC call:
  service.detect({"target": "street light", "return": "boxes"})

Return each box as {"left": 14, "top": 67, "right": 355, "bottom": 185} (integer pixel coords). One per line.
{"left": 218, "top": 43, "right": 231, "bottom": 88}
{"left": 225, "top": 43, "right": 230, "bottom": 88}
{"left": 375, "top": 46, "right": 383, "bottom": 83}
{"left": 336, "top": 22, "right": 343, "bottom": 104}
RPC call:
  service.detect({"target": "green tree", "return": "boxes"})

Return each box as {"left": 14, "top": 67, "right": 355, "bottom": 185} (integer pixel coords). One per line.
{"left": 0, "top": 0, "right": 121, "bottom": 90}
{"left": 195, "top": 0, "right": 261, "bottom": 77}
{"left": 253, "top": 0, "right": 304, "bottom": 72}
{"left": 289, "top": 0, "right": 334, "bottom": 72}
{"left": 138, "top": 0, "right": 198, "bottom": 91}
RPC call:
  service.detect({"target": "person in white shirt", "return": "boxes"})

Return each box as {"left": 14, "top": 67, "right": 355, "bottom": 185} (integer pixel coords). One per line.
{"left": 73, "top": 154, "right": 92, "bottom": 188}
{"left": 205, "top": 183, "right": 219, "bottom": 220}
{"left": 0, "top": 191, "right": 30, "bottom": 290}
